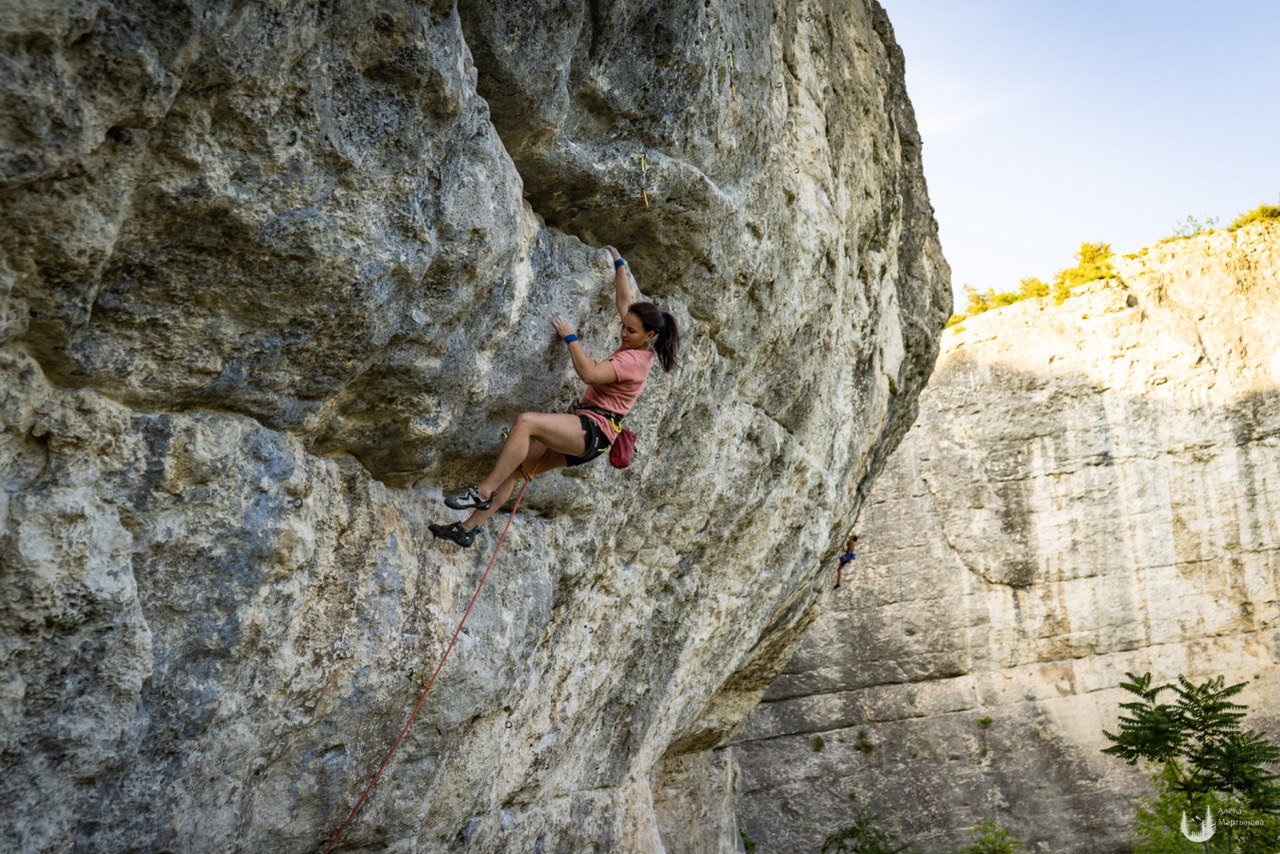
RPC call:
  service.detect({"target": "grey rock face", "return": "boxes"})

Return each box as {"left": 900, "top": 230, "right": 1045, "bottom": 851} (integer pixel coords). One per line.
{"left": 733, "top": 222, "right": 1280, "bottom": 853}
{"left": 1, "top": 1, "right": 948, "bottom": 851}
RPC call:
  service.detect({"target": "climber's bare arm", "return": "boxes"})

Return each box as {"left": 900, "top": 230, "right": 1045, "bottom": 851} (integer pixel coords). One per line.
{"left": 605, "top": 245, "right": 634, "bottom": 319}
{"left": 551, "top": 314, "right": 618, "bottom": 386}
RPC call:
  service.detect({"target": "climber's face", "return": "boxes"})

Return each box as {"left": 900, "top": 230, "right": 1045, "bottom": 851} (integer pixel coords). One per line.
{"left": 621, "top": 312, "right": 652, "bottom": 350}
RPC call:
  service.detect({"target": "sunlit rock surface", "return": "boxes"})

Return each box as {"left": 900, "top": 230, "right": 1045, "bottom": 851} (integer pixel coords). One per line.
{"left": 734, "top": 221, "right": 1280, "bottom": 853}
{"left": 0, "top": 1, "right": 948, "bottom": 850}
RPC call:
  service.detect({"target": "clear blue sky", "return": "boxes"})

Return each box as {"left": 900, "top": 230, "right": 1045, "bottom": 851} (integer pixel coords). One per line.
{"left": 881, "top": 0, "right": 1280, "bottom": 309}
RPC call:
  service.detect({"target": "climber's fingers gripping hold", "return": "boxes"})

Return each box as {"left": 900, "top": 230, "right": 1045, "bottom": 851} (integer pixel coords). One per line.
{"left": 604, "top": 244, "right": 622, "bottom": 261}
{"left": 551, "top": 314, "right": 576, "bottom": 339}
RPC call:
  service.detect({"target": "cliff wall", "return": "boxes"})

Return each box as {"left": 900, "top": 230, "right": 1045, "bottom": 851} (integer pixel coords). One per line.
{"left": 0, "top": 2, "right": 948, "bottom": 850}
{"left": 733, "top": 221, "right": 1280, "bottom": 852}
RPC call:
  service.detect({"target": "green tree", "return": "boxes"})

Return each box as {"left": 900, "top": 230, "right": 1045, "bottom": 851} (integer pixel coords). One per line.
{"left": 1101, "top": 672, "right": 1280, "bottom": 852}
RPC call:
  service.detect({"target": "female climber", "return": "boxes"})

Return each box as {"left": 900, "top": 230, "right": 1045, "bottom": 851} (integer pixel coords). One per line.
{"left": 834, "top": 534, "right": 857, "bottom": 589}
{"left": 429, "top": 245, "right": 681, "bottom": 547}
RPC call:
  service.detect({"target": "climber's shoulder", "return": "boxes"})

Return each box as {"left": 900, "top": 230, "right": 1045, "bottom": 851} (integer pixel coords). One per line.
{"left": 606, "top": 347, "right": 655, "bottom": 380}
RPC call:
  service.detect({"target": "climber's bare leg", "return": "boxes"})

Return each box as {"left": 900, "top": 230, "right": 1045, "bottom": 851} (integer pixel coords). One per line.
{"left": 475, "top": 413, "right": 585, "bottom": 501}
{"left": 464, "top": 438, "right": 568, "bottom": 530}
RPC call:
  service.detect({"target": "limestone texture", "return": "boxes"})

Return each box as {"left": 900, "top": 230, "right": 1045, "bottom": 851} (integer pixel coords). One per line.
{"left": 0, "top": 1, "right": 948, "bottom": 851}
{"left": 733, "top": 221, "right": 1280, "bottom": 852}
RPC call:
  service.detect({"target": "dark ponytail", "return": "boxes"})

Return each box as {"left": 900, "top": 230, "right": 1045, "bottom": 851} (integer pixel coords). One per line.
{"left": 627, "top": 301, "right": 680, "bottom": 372}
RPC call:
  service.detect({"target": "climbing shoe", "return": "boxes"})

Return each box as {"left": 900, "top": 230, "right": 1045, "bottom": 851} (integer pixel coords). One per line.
{"left": 444, "top": 486, "right": 492, "bottom": 510}
{"left": 429, "top": 521, "right": 479, "bottom": 547}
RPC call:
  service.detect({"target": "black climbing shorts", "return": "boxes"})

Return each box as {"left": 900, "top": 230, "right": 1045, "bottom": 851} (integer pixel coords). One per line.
{"left": 563, "top": 414, "right": 610, "bottom": 467}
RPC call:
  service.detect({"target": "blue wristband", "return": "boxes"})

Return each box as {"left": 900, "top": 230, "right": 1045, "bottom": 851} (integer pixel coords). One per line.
{"left": 564, "top": 333, "right": 579, "bottom": 344}
{"left": 614, "top": 258, "right": 626, "bottom": 269}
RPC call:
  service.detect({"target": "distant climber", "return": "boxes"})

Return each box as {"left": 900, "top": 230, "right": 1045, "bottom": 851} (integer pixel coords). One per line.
{"left": 834, "top": 534, "right": 857, "bottom": 588}
{"left": 429, "top": 245, "right": 681, "bottom": 547}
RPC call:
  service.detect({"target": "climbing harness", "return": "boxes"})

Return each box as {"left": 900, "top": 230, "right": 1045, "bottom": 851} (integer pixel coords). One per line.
{"left": 569, "top": 400, "right": 636, "bottom": 469}
{"left": 321, "top": 444, "right": 554, "bottom": 853}
{"left": 569, "top": 400, "right": 624, "bottom": 436}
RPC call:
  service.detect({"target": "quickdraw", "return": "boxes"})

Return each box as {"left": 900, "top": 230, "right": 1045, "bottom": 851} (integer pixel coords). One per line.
{"left": 639, "top": 153, "right": 650, "bottom": 209}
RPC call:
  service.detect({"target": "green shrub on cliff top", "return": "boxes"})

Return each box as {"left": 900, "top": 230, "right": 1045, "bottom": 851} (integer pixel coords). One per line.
{"left": 1017, "top": 277, "right": 1049, "bottom": 299}
{"left": 951, "top": 280, "right": 1030, "bottom": 325}
{"left": 1156, "top": 203, "right": 1277, "bottom": 242}
{"left": 1228, "top": 203, "right": 1280, "bottom": 231}
{"left": 945, "top": 244, "right": 1115, "bottom": 330}
{"left": 1161, "top": 214, "right": 1219, "bottom": 242}
{"left": 1052, "top": 242, "right": 1116, "bottom": 304}
{"left": 946, "top": 198, "right": 1277, "bottom": 332}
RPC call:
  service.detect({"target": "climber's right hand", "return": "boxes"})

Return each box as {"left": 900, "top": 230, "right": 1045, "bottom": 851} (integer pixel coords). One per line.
{"left": 551, "top": 314, "right": 576, "bottom": 338}
{"left": 604, "top": 245, "right": 622, "bottom": 261}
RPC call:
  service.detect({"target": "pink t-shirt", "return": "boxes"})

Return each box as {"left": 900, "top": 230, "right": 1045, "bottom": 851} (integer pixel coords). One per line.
{"left": 578, "top": 347, "right": 656, "bottom": 444}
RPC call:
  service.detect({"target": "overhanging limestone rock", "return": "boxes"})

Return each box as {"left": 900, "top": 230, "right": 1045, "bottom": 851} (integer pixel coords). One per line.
{"left": 0, "top": 2, "right": 948, "bottom": 850}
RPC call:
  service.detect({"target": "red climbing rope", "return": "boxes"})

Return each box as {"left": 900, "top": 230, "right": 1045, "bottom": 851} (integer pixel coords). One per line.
{"left": 321, "top": 447, "right": 552, "bottom": 853}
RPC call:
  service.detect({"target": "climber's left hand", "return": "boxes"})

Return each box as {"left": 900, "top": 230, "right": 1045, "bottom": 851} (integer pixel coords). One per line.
{"left": 551, "top": 314, "right": 577, "bottom": 338}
